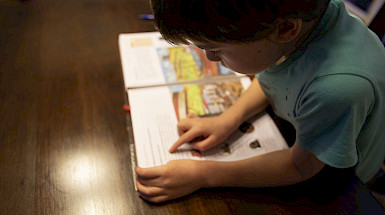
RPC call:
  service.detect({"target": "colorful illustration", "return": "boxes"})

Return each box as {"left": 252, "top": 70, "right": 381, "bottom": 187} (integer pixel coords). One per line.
{"left": 157, "top": 46, "right": 233, "bottom": 85}
{"left": 157, "top": 46, "right": 244, "bottom": 120}
{"left": 172, "top": 82, "right": 244, "bottom": 120}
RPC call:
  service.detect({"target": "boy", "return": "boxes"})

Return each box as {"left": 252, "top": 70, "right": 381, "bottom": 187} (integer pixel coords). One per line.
{"left": 136, "top": 0, "right": 385, "bottom": 203}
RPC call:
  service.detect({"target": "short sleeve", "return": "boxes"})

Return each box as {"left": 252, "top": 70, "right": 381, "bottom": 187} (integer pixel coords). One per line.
{"left": 294, "top": 74, "right": 374, "bottom": 168}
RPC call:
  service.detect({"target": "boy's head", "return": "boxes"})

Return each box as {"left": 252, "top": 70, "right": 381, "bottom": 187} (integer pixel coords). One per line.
{"left": 151, "top": 0, "right": 330, "bottom": 74}
{"left": 151, "top": 0, "right": 330, "bottom": 45}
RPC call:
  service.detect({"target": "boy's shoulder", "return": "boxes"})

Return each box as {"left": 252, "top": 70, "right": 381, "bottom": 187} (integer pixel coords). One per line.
{"left": 304, "top": 0, "right": 385, "bottom": 78}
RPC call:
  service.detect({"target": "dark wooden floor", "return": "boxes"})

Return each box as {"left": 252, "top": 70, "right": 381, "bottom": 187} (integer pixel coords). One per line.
{"left": 1, "top": 0, "right": 384, "bottom": 214}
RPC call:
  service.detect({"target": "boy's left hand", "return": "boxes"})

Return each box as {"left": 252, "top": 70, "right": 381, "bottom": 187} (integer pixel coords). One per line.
{"left": 136, "top": 159, "right": 206, "bottom": 203}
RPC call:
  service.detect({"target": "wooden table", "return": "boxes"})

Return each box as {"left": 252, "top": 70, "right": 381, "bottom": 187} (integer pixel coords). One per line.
{"left": 0, "top": 0, "right": 382, "bottom": 214}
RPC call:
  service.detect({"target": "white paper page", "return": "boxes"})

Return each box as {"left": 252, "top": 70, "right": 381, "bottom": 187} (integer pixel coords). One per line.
{"left": 128, "top": 86, "right": 287, "bottom": 168}
{"left": 119, "top": 33, "right": 170, "bottom": 88}
{"left": 128, "top": 87, "right": 197, "bottom": 168}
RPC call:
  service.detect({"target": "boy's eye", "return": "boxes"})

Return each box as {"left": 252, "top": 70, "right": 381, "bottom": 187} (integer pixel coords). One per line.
{"left": 210, "top": 50, "right": 221, "bottom": 55}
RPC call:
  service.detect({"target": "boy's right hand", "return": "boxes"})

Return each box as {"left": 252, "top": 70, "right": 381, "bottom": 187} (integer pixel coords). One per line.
{"left": 169, "top": 113, "right": 236, "bottom": 153}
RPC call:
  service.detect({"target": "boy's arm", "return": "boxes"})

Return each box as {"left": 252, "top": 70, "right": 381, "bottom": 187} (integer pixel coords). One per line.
{"left": 170, "top": 78, "right": 269, "bottom": 152}
{"left": 136, "top": 143, "right": 325, "bottom": 203}
{"left": 220, "top": 77, "right": 269, "bottom": 129}
{"left": 202, "top": 143, "right": 325, "bottom": 187}
{"left": 136, "top": 78, "right": 328, "bottom": 203}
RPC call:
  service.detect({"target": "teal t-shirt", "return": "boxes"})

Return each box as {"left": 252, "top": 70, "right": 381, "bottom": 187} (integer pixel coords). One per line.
{"left": 257, "top": 0, "right": 385, "bottom": 183}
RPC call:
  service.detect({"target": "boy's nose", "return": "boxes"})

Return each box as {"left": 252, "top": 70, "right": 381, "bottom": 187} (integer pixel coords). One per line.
{"left": 205, "top": 50, "right": 222, "bottom": 62}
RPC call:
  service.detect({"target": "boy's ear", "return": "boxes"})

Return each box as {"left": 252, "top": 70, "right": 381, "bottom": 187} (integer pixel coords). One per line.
{"left": 269, "top": 17, "right": 303, "bottom": 43}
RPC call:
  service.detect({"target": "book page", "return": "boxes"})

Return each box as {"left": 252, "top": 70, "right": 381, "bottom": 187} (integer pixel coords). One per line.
{"left": 119, "top": 32, "right": 246, "bottom": 89}
{"left": 119, "top": 33, "right": 168, "bottom": 88}
{"left": 128, "top": 84, "right": 287, "bottom": 168}
{"left": 128, "top": 87, "right": 195, "bottom": 168}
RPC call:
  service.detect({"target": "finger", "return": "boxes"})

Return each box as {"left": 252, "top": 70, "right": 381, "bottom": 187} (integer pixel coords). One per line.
{"left": 192, "top": 135, "right": 217, "bottom": 151}
{"left": 169, "top": 128, "right": 202, "bottom": 153}
{"left": 177, "top": 126, "right": 186, "bottom": 137}
{"left": 136, "top": 181, "right": 166, "bottom": 197}
{"left": 139, "top": 193, "right": 170, "bottom": 203}
{"left": 169, "top": 139, "right": 186, "bottom": 153}
{"left": 137, "top": 176, "right": 161, "bottom": 187}
{"left": 136, "top": 166, "right": 163, "bottom": 179}
{"left": 177, "top": 120, "right": 192, "bottom": 136}
{"left": 147, "top": 195, "right": 170, "bottom": 203}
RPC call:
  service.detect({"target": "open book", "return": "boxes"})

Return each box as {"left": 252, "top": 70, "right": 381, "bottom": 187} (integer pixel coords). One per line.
{"left": 119, "top": 32, "right": 288, "bottom": 170}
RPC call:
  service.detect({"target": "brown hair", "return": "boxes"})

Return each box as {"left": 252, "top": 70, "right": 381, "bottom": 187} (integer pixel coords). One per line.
{"left": 151, "top": 0, "right": 330, "bottom": 45}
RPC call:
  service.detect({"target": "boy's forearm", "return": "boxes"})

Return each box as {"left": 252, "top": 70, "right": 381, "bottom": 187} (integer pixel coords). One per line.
{"left": 200, "top": 149, "right": 304, "bottom": 188}
{"left": 198, "top": 79, "right": 306, "bottom": 188}
{"left": 221, "top": 78, "right": 268, "bottom": 128}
